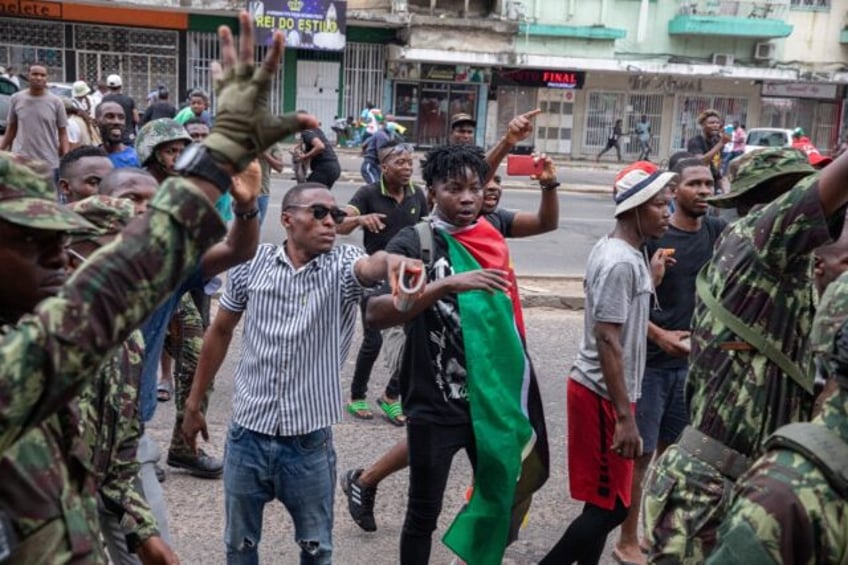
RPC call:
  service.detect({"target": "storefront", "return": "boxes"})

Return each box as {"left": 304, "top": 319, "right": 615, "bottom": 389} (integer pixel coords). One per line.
{"left": 759, "top": 81, "right": 841, "bottom": 154}
{"left": 574, "top": 73, "right": 759, "bottom": 161}
{"left": 490, "top": 68, "right": 585, "bottom": 154}
{"left": 387, "top": 62, "right": 489, "bottom": 147}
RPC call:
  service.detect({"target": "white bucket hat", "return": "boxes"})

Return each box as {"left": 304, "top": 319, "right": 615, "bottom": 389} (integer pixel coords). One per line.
{"left": 614, "top": 170, "right": 677, "bottom": 217}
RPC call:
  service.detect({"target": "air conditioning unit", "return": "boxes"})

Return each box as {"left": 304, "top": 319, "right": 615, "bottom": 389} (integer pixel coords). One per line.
{"left": 392, "top": 0, "right": 408, "bottom": 14}
{"left": 754, "top": 42, "right": 776, "bottom": 61}
{"left": 712, "top": 53, "right": 735, "bottom": 66}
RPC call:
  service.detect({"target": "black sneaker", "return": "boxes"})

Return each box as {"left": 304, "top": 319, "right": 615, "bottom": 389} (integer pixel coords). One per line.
{"left": 340, "top": 468, "right": 377, "bottom": 532}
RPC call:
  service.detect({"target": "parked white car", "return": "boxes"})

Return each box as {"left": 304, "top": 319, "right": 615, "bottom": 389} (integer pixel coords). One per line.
{"left": 744, "top": 128, "right": 794, "bottom": 153}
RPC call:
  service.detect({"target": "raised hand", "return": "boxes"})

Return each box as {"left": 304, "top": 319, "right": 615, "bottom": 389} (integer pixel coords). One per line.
{"left": 204, "top": 12, "right": 318, "bottom": 172}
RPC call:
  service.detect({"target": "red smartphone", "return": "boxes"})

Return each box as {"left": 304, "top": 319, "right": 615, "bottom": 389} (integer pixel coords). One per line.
{"left": 506, "top": 154, "right": 544, "bottom": 176}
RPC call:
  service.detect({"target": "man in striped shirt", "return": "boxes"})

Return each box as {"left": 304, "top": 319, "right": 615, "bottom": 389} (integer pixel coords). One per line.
{"left": 182, "top": 181, "right": 422, "bottom": 564}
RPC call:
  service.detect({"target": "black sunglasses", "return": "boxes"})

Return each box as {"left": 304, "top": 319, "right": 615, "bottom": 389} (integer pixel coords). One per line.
{"left": 285, "top": 203, "right": 347, "bottom": 224}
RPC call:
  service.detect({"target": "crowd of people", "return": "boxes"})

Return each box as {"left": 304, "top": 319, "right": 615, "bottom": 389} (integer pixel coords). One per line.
{"left": 0, "top": 11, "right": 847, "bottom": 565}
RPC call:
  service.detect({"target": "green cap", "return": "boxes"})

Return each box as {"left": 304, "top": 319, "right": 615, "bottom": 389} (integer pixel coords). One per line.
{"left": 67, "top": 195, "right": 133, "bottom": 243}
{"left": 707, "top": 148, "right": 815, "bottom": 209}
{"left": 0, "top": 151, "right": 95, "bottom": 232}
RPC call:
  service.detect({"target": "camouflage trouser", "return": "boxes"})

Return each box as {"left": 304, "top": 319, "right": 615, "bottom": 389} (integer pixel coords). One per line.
{"left": 164, "top": 294, "right": 212, "bottom": 456}
{"left": 642, "top": 444, "right": 735, "bottom": 564}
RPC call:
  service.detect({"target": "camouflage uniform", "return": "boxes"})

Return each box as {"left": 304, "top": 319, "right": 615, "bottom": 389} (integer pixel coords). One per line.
{"left": 810, "top": 270, "right": 848, "bottom": 381}
{"left": 0, "top": 152, "right": 225, "bottom": 563}
{"left": 643, "top": 150, "right": 841, "bottom": 563}
{"left": 68, "top": 196, "right": 160, "bottom": 552}
{"left": 165, "top": 292, "right": 210, "bottom": 458}
{"left": 708, "top": 301, "right": 848, "bottom": 564}
{"left": 136, "top": 118, "right": 214, "bottom": 462}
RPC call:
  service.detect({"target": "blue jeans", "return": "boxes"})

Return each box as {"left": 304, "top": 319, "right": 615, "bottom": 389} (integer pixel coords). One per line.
{"left": 257, "top": 194, "right": 270, "bottom": 226}
{"left": 223, "top": 423, "right": 336, "bottom": 565}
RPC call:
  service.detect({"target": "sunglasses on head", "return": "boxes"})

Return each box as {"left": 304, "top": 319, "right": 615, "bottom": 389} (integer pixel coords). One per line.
{"left": 379, "top": 143, "right": 415, "bottom": 163}
{"left": 285, "top": 203, "right": 347, "bottom": 224}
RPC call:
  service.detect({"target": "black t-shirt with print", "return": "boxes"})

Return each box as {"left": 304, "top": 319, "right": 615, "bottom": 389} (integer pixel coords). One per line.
{"left": 378, "top": 225, "right": 470, "bottom": 424}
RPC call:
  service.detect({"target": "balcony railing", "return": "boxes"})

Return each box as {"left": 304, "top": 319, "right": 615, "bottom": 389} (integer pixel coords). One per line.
{"left": 677, "top": 1, "right": 790, "bottom": 19}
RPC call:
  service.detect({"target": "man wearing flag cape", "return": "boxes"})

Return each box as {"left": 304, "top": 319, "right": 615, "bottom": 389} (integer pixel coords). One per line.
{"left": 365, "top": 143, "right": 550, "bottom": 565}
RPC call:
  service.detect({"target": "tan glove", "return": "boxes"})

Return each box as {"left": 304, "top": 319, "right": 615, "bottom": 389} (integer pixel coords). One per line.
{"left": 204, "top": 12, "right": 315, "bottom": 172}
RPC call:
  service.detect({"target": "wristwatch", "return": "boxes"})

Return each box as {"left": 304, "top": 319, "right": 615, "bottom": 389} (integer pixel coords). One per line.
{"left": 174, "top": 143, "right": 233, "bottom": 195}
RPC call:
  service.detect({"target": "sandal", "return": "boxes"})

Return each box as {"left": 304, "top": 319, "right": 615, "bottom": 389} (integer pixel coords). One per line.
{"left": 157, "top": 380, "right": 173, "bottom": 402}
{"left": 346, "top": 400, "right": 373, "bottom": 420}
{"left": 378, "top": 396, "right": 406, "bottom": 426}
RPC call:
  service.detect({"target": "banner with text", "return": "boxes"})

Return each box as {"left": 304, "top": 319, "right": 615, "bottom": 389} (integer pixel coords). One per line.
{"left": 248, "top": 0, "right": 346, "bottom": 51}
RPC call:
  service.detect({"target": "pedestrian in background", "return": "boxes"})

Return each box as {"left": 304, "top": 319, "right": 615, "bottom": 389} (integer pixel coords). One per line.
{"left": 102, "top": 74, "right": 139, "bottom": 143}
{"left": 143, "top": 85, "right": 177, "bottom": 125}
{"left": 597, "top": 118, "right": 623, "bottom": 162}
{"left": 0, "top": 64, "right": 68, "bottom": 174}
{"left": 71, "top": 80, "right": 95, "bottom": 118}
{"left": 635, "top": 114, "right": 652, "bottom": 161}
{"left": 298, "top": 111, "right": 342, "bottom": 189}
{"left": 687, "top": 109, "right": 729, "bottom": 191}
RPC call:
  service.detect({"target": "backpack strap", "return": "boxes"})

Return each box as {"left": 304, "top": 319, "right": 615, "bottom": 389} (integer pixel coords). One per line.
{"left": 414, "top": 220, "right": 434, "bottom": 268}
{"left": 765, "top": 422, "right": 848, "bottom": 498}
{"left": 695, "top": 265, "right": 813, "bottom": 393}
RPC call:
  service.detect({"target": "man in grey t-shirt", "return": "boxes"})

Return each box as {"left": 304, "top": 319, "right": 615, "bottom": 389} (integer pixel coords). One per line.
{"left": 0, "top": 64, "right": 68, "bottom": 170}
{"left": 540, "top": 168, "right": 676, "bottom": 565}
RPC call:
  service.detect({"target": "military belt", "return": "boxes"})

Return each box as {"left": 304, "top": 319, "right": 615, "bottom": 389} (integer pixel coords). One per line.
{"left": 678, "top": 426, "right": 752, "bottom": 481}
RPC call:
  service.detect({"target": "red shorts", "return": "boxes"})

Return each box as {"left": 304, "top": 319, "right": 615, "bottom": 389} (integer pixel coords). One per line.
{"left": 567, "top": 378, "right": 635, "bottom": 510}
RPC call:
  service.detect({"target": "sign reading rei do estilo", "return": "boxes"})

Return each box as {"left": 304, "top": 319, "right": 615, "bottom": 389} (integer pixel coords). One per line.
{"left": 247, "top": 0, "right": 347, "bottom": 51}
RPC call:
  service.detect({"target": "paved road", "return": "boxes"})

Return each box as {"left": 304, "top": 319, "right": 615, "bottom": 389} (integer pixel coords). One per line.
{"left": 152, "top": 308, "right": 624, "bottom": 564}
{"left": 263, "top": 177, "right": 615, "bottom": 276}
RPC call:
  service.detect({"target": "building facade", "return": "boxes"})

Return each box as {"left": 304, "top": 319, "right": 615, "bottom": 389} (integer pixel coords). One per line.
{"left": 2, "top": 0, "right": 847, "bottom": 157}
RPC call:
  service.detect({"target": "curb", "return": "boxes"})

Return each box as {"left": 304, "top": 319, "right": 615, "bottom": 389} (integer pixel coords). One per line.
{"left": 517, "top": 275, "right": 585, "bottom": 311}
{"left": 520, "top": 294, "right": 585, "bottom": 310}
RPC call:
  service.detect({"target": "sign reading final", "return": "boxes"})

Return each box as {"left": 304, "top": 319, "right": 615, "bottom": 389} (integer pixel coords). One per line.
{"left": 248, "top": 0, "right": 347, "bottom": 51}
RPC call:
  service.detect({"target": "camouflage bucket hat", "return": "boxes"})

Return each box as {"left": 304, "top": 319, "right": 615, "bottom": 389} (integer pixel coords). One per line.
{"left": 0, "top": 152, "right": 95, "bottom": 232}
{"left": 67, "top": 195, "right": 134, "bottom": 243}
{"left": 707, "top": 147, "right": 815, "bottom": 209}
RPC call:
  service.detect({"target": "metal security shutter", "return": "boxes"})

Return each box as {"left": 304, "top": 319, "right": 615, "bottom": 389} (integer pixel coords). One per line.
{"left": 585, "top": 91, "right": 663, "bottom": 159}
{"left": 496, "top": 85, "right": 538, "bottom": 149}
{"left": 296, "top": 59, "right": 340, "bottom": 135}
{"left": 0, "top": 18, "right": 65, "bottom": 81}
{"left": 187, "top": 31, "right": 285, "bottom": 114}
{"left": 343, "top": 42, "right": 385, "bottom": 121}
{"left": 74, "top": 24, "right": 178, "bottom": 107}
{"left": 673, "top": 95, "right": 749, "bottom": 151}
{"left": 535, "top": 88, "right": 576, "bottom": 155}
